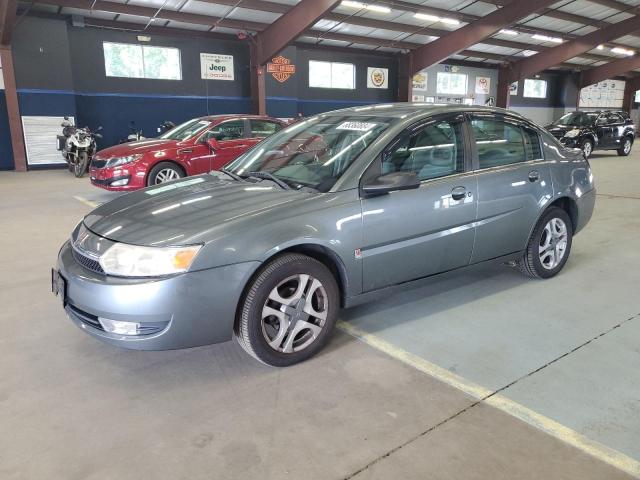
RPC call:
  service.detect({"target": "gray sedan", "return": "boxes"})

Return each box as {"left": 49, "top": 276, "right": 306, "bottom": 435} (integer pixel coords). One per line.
{"left": 53, "top": 104, "right": 595, "bottom": 366}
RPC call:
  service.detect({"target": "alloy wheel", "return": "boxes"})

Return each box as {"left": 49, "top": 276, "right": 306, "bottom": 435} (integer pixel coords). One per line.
{"left": 624, "top": 139, "right": 632, "bottom": 154}
{"left": 583, "top": 141, "right": 592, "bottom": 158}
{"left": 261, "top": 274, "right": 328, "bottom": 353}
{"left": 539, "top": 218, "right": 568, "bottom": 270}
{"left": 154, "top": 168, "right": 180, "bottom": 184}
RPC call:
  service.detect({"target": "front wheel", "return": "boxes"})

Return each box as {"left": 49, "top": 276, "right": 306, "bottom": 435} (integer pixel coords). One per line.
{"left": 236, "top": 253, "right": 339, "bottom": 366}
{"left": 617, "top": 137, "right": 632, "bottom": 156}
{"left": 147, "top": 162, "right": 184, "bottom": 186}
{"left": 74, "top": 152, "right": 88, "bottom": 178}
{"left": 518, "top": 207, "right": 573, "bottom": 279}
{"left": 580, "top": 139, "right": 593, "bottom": 159}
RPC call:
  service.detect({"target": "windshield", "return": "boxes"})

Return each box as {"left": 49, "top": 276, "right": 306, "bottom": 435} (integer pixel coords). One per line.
{"left": 555, "top": 112, "right": 597, "bottom": 127}
{"left": 160, "top": 119, "right": 211, "bottom": 141}
{"left": 224, "top": 115, "right": 393, "bottom": 192}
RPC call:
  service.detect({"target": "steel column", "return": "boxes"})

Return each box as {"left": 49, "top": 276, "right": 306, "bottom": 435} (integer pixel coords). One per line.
{"left": 0, "top": 47, "right": 27, "bottom": 172}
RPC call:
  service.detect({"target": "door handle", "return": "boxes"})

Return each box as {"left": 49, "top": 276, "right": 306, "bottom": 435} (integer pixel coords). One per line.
{"left": 451, "top": 186, "right": 467, "bottom": 201}
{"left": 528, "top": 170, "right": 540, "bottom": 182}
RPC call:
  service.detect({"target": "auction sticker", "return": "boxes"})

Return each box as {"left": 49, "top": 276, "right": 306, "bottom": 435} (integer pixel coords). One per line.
{"left": 336, "top": 122, "right": 377, "bottom": 132}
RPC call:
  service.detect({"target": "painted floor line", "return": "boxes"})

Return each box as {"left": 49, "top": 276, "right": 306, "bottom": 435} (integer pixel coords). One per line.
{"left": 337, "top": 321, "right": 640, "bottom": 478}
{"left": 73, "top": 196, "right": 99, "bottom": 209}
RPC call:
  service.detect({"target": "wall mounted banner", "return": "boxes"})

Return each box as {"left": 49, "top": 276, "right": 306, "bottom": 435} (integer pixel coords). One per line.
{"left": 475, "top": 76, "right": 491, "bottom": 95}
{"left": 367, "top": 67, "right": 388, "bottom": 89}
{"left": 412, "top": 73, "right": 427, "bottom": 90}
{"left": 200, "top": 53, "right": 234, "bottom": 81}
{"left": 267, "top": 56, "right": 296, "bottom": 83}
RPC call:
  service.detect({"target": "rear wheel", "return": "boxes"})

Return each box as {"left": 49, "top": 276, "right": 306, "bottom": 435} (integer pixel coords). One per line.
{"left": 581, "top": 138, "right": 593, "bottom": 159}
{"left": 236, "top": 253, "right": 339, "bottom": 366}
{"left": 74, "top": 152, "right": 88, "bottom": 178}
{"left": 147, "top": 162, "right": 184, "bottom": 186}
{"left": 617, "top": 137, "right": 632, "bottom": 156}
{"left": 518, "top": 207, "right": 572, "bottom": 279}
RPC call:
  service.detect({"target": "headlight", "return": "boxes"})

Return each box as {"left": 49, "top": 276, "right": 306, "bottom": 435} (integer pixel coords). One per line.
{"left": 99, "top": 243, "right": 202, "bottom": 277}
{"left": 563, "top": 129, "right": 580, "bottom": 138}
{"left": 107, "top": 154, "right": 143, "bottom": 168}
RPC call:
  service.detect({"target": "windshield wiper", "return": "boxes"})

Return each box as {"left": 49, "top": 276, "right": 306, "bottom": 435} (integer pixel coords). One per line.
{"left": 246, "top": 171, "right": 292, "bottom": 190}
{"left": 220, "top": 168, "right": 244, "bottom": 182}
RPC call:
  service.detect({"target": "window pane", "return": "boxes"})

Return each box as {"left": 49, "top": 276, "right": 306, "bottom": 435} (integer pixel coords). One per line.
{"left": 523, "top": 79, "right": 547, "bottom": 98}
{"left": 472, "top": 118, "right": 526, "bottom": 168}
{"left": 143, "top": 46, "right": 181, "bottom": 80}
{"left": 309, "top": 61, "right": 331, "bottom": 88}
{"left": 251, "top": 120, "right": 281, "bottom": 138}
{"left": 104, "top": 42, "right": 143, "bottom": 78}
{"left": 331, "top": 63, "right": 355, "bottom": 89}
{"left": 210, "top": 120, "right": 244, "bottom": 141}
{"left": 383, "top": 120, "right": 465, "bottom": 181}
{"left": 522, "top": 127, "right": 542, "bottom": 160}
{"left": 436, "top": 72, "right": 467, "bottom": 95}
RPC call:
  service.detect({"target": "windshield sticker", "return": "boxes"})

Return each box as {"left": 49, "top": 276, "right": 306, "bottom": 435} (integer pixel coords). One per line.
{"left": 336, "top": 122, "right": 378, "bottom": 132}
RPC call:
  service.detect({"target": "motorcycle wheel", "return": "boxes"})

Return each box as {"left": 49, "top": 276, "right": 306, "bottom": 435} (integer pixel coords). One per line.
{"left": 75, "top": 152, "right": 88, "bottom": 178}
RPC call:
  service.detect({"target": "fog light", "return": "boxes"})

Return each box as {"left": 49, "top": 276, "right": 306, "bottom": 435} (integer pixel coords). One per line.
{"left": 111, "top": 178, "right": 129, "bottom": 186}
{"left": 99, "top": 317, "right": 140, "bottom": 335}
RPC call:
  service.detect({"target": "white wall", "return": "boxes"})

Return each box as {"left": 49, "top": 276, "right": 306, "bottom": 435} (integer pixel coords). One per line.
{"left": 509, "top": 106, "right": 566, "bottom": 126}
{"left": 412, "top": 63, "right": 498, "bottom": 105}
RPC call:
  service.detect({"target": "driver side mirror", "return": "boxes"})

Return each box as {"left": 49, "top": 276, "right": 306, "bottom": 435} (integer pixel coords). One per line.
{"left": 207, "top": 138, "right": 221, "bottom": 151}
{"left": 362, "top": 171, "right": 420, "bottom": 197}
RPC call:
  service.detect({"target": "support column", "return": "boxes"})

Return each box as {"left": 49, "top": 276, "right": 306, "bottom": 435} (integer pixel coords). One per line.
{"left": 250, "top": 42, "right": 266, "bottom": 116}
{"left": 398, "top": 53, "right": 413, "bottom": 103}
{"left": 0, "top": 46, "right": 26, "bottom": 171}
{"left": 496, "top": 65, "right": 511, "bottom": 109}
{"left": 622, "top": 78, "right": 639, "bottom": 114}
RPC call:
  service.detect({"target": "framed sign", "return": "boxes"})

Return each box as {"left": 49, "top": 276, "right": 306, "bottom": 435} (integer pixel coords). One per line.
{"left": 412, "top": 73, "right": 427, "bottom": 90}
{"left": 475, "top": 76, "right": 491, "bottom": 95}
{"left": 509, "top": 82, "right": 518, "bottom": 96}
{"left": 200, "top": 53, "right": 234, "bottom": 81}
{"left": 367, "top": 67, "right": 388, "bottom": 89}
{"left": 412, "top": 94, "right": 425, "bottom": 102}
{"left": 267, "top": 56, "right": 296, "bottom": 83}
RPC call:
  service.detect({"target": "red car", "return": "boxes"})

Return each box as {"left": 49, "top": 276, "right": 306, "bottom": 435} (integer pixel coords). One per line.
{"left": 89, "top": 115, "right": 286, "bottom": 191}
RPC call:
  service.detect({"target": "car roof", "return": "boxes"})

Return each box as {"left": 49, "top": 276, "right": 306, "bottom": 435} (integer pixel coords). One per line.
{"left": 199, "top": 114, "right": 282, "bottom": 122}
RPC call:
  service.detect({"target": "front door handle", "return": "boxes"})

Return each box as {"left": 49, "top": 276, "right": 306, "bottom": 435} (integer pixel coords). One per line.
{"left": 451, "top": 186, "right": 467, "bottom": 201}
{"left": 528, "top": 170, "right": 540, "bottom": 182}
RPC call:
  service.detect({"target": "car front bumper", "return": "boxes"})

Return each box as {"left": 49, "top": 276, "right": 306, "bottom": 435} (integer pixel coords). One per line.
{"left": 90, "top": 164, "right": 146, "bottom": 191}
{"left": 56, "top": 241, "right": 259, "bottom": 350}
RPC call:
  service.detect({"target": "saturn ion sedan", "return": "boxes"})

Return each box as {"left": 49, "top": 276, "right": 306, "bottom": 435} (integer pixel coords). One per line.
{"left": 53, "top": 104, "right": 595, "bottom": 366}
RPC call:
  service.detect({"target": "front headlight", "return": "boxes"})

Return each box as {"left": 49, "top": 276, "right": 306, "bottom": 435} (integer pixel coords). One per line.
{"left": 564, "top": 129, "right": 580, "bottom": 138}
{"left": 107, "top": 154, "right": 143, "bottom": 168}
{"left": 99, "top": 243, "right": 202, "bottom": 277}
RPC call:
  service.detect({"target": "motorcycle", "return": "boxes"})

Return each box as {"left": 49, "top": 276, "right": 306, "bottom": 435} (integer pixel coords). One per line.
{"left": 119, "top": 121, "right": 145, "bottom": 144}
{"left": 157, "top": 120, "right": 176, "bottom": 134}
{"left": 57, "top": 117, "right": 102, "bottom": 178}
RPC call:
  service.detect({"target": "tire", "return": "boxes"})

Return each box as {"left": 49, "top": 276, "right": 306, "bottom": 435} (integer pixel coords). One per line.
{"left": 518, "top": 207, "right": 573, "bottom": 279}
{"left": 74, "top": 152, "right": 87, "bottom": 178}
{"left": 147, "top": 162, "right": 184, "bottom": 186}
{"left": 580, "top": 138, "right": 593, "bottom": 159}
{"left": 617, "top": 137, "right": 633, "bottom": 156}
{"left": 236, "top": 253, "right": 339, "bottom": 367}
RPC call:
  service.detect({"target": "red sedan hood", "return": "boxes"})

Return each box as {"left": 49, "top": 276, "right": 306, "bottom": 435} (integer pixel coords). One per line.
{"left": 95, "top": 138, "right": 179, "bottom": 158}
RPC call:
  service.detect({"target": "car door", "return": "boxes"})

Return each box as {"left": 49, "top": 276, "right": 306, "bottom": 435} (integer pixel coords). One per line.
{"left": 360, "top": 114, "right": 478, "bottom": 292}
{"left": 594, "top": 113, "right": 613, "bottom": 148}
{"left": 202, "top": 119, "right": 249, "bottom": 171}
{"left": 469, "top": 113, "right": 553, "bottom": 263}
{"left": 606, "top": 113, "right": 626, "bottom": 149}
{"left": 247, "top": 119, "right": 283, "bottom": 149}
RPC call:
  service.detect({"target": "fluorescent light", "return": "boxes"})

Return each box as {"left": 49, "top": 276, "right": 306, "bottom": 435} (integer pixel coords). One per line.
{"left": 532, "top": 34, "right": 563, "bottom": 43}
{"left": 341, "top": 1, "right": 391, "bottom": 13}
{"left": 521, "top": 50, "right": 537, "bottom": 57}
{"left": 499, "top": 29, "right": 518, "bottom": 36}
{"left": 596, "top": 44, "right": 604, "bottom": 50}
{"left": 414, "top": 12, "right": 460, "bottom": 25}
{"left": 611, "top": 47, "right": 634, "bottom": 56}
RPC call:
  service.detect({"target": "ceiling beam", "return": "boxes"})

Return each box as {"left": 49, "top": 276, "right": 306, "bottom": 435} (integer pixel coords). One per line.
{"left": 0, "top": 0, "right": 18, "bottom": 45}
{"left": 580, "top": 55, "right": 640, "bottom": 88}
{"left": 504, "top": 16, "right": 640, "bottom": 83}
{"left": 255, "top": 0, "right": 340, "bottom": 65}
{"left": 408, "top": 0, "right": 559, "bottom": 75}
{"left": 586, "top": 0, "right": 640, "bottom": 14}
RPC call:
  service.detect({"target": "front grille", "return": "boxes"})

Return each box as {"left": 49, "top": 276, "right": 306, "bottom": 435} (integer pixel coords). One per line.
{"left": 67, "top": 303, "right": 104, "bottom": 331}
{"left": 91, "top": 177, "right": 110, "bottom": 186}
{"left": 72, "top": 248, "right": 105, "bottom": 274}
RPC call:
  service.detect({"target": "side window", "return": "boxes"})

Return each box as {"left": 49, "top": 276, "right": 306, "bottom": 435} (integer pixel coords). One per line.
{"left": 382, "top": 119, "right": 465, "bottom": 181}
{"left": 205, "top": 120, "right": 244, "bottom": 141}
{"left": 471, "top": 117, "right": 526, "bottom": 169}
{"left": 250, "top": 120, "right": 281, "bottom": 138}
{"left": 522, "top": 126, "right": 542, "bottom": 160}
{"left": 608, "top": 113, "right": 623, "bottom": 125}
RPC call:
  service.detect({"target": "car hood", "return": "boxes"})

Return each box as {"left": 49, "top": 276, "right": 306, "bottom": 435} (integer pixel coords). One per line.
{"left": 83, "top": 175, "right": 315, "bottom": 246}
{"left": 95, "top": 138, "right": 179, "bottom": 158}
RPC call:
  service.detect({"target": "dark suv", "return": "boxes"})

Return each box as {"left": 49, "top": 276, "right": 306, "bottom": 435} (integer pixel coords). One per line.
{"left": 545, "top": 110, "right": 635, "bottom": 158}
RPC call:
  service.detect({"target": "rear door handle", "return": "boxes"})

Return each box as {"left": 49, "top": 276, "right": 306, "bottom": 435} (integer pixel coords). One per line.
{"left": 528, "top": 170, "right": 540, "bottom": 182}
{"left": 451, "top": 186, "right": 467, "bottom": 201}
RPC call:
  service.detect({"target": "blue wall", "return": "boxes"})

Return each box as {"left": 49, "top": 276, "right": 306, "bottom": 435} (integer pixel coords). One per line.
{"left": 0, "top": 91, "right": 15, "bottom": 170}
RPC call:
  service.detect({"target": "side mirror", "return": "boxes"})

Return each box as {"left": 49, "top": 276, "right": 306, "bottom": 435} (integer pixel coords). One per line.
{"left": 94, "top": 133, "right": 103, "bottom": 139}
{"left": 96, "top": 126, "right": 103, "bottom": 132}
{"left": 362, "top": 171, "right": 420, "bottom": 197}
{"left": 207, "top": 138, "right": 221, "bottom": 150}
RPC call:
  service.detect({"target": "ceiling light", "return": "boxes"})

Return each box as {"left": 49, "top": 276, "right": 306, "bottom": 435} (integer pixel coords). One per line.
{"left": 521, "top": 50, "right": 537, "bottom": 57}
{"left": 596, "top": 44, "right": 604, "bottom": 50}
{"left": 414, "top": 13, "right": 460, "bottom": 25}
{"left": 532, "top": 34, "right": 563, "bottom": 43}
{"left": 341, "top": 1, "right": 391, "bottom": 13}
{"left": 611, "top": 47, "right": 634, "bottom": 56}
{"left": 499, "top": 29, "right": 518, "bottom": 36}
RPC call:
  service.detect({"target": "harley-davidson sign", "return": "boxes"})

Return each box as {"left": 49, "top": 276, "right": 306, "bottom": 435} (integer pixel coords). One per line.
{"left": 267, "top": 56, "right": 296, "bottom": 83}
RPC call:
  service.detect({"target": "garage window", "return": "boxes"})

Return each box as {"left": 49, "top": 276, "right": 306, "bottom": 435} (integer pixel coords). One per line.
{"left": 103, "top": 42, "right": 182, "bottom": 80}
{"left": 436, "top": 72, "right": 467, "bottom": 95}
{"left": 309, "top": 61, "right": 355, "bottom": 89}
{"left": 523, "top": 79, "right": 547, "bottom": 98}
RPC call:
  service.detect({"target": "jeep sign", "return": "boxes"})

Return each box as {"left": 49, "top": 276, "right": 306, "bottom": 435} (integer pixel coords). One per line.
{"left": 200, "top": 53, "right": 234, "bottom": 81}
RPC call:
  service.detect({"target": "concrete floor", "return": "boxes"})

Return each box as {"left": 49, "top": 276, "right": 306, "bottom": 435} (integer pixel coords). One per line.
{"left": 1, "top": 149, "right": 639, "bottom": 479}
